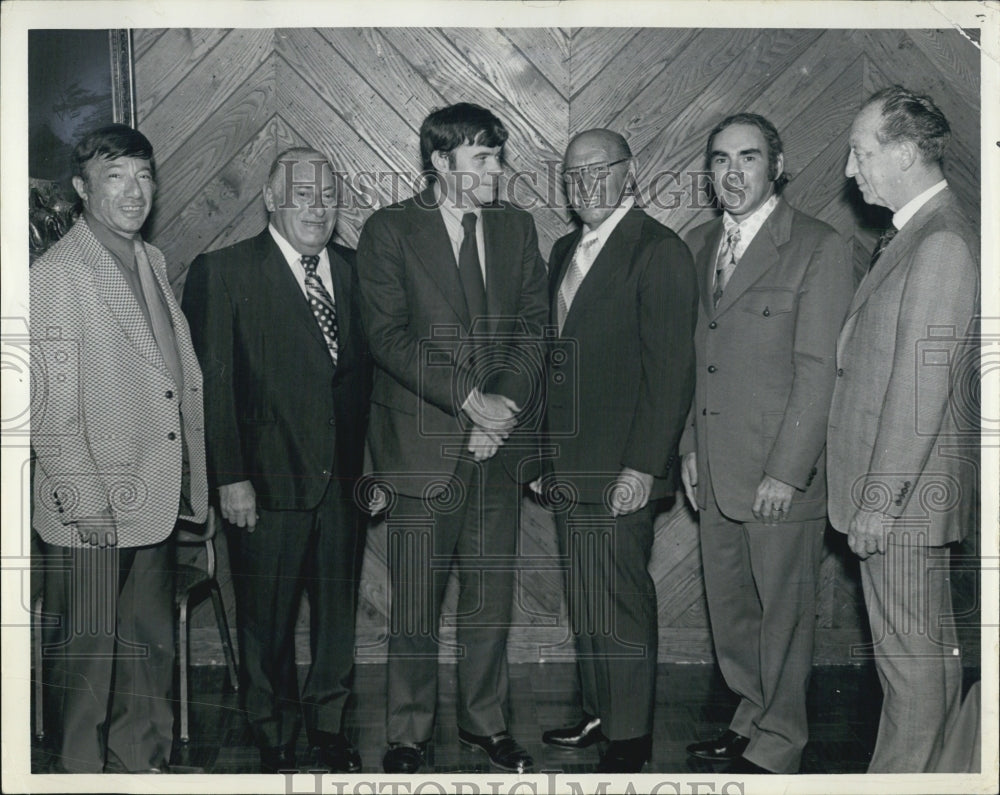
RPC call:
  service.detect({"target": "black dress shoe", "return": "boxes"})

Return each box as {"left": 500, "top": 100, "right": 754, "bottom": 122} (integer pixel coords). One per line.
{"left": 542, "top": 714, "right": 607, "bottom": 749}
{"left": 382, "top": 743, "right": 426, "bottom": 774}
{"left": 458, "top": 729, "right": 533, "bottom": 773}
{"left": 686, "top": 729, "right": 749, "bottom": 761}
{"left": 314, "top": 733, "right": 362, "bottom": 773}
{"left": 260, "top": 745, "right": 297, "bottom": 774}
{"left": 723, "top": 756, "right": 775, "bottom": 774}
{"left": 595, "top": 735, "right": 652, "bottom": 773}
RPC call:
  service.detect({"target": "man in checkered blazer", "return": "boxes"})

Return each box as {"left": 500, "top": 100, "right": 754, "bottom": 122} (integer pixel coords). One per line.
{"left": 31, "top": 124, "right": 208, "bottom": 773}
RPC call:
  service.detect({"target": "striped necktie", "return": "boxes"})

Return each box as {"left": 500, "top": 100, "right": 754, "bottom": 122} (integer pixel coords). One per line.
{"left": 868, "top": 227, "right": 897, "bottom": 270}
{"left": 301, "top": 254, "right": 339, "bottom": 365}
{"left": 713, "top": 226, "right": 741, "bottom": 307}
{"left": 557, "top": 233, "right": 599, "bottom": 333}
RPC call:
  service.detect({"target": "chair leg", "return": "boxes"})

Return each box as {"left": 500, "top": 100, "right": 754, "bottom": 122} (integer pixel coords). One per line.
{"left": 33, "top": 596, "right": 44, "bottom": 741}
{"left": 178, "top": 597, "right": 190, "bottom": 744}
{"left": 210, "top": 583, "right": 238, "bottom": 692}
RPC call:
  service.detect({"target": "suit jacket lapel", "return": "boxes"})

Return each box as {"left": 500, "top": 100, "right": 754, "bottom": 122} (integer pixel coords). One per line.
{"left": 550, "top": 228, "right": 583, "bottom": 322}
{"left": 693, "top": 219, "right": 724, "bottom": 316}
{"left": 846, "top": 188, "right": 953, "bottom": 318}
{"left": 257, "top": 232, "right": 329, "bottom": 353}
{"left": 80, "top": 221, "right": 169, "bottom": 377}
{"left": 482, "top": 205, "right": 520, "bottom": 334}
{"left": 714, "top": 198, "right": 792, "bottom": 315}
{"left": 559, "top": 208, "right": 646, "bottom": 336}
{"left": 406, "top": 188, "right": 471, "bottom": 325}
{"left": 327, "top": 245, "right": 352, "bottom": 349}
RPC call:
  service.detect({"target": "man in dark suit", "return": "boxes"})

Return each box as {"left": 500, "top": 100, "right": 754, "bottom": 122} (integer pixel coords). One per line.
{"left": 182, "top": 147, "right": 372, "bottom": 774}
{"left": 829, "top": 86, "right": 978, "bottom": 772}
{"left": 679, "top": 114, "right": 855, "bottom": 774}
{"left": 356, "top": 103, "right": 548, "bottom": 774}
{"left": 536, "top": 129, "right": 697, "bottom": 773}
{"left": 32, "top": 124, "right": 208, "bottom": 774}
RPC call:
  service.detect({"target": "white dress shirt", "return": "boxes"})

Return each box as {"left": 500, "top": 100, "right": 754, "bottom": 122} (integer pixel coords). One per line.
{"left": 268, "top": 224, "right": 336, "bottom": 308}
{"left": 893, "top": 179, "right": 947, "bottom": 231}
{"left": 436, "top": 186, "right": 487, "bottom": 282}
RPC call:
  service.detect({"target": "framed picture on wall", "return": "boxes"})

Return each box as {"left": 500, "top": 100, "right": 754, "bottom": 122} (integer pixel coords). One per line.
{"left": 28, "top": 29, "right": 135, "bottom": 261}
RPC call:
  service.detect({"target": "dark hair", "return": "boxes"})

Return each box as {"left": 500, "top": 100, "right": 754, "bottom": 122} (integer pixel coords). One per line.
{"left": 706, "top": 112, "right": 788, "bottom": 191}
{"left": 864, "top": 85, "right": 951, "bottom": 164}
{"left": 419, "top": 103, "right": 508, "bottom": 179}
{"left": 71, "top": 124, "right": 155, "bottom": 181}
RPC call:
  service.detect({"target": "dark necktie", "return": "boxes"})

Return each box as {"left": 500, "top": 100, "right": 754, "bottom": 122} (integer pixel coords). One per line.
{"left": 458, "top": 212, "right": 487, "bottom": 321}
{"left": 869, "top": 227, "right": 897, "bottom": 271}
{"left": 300, "top": 254, "right": 339, "bottom": 365}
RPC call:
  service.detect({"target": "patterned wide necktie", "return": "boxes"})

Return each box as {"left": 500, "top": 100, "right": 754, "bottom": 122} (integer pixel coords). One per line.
{"left": 300, "top": 254, "right": 339, "bottom": 365}
{"left": 557, "top": 232, "right": 599, "bottom": 333}
{"left": 713, "top": 225, "right": 741, "bottom": 308}
{"left": 868, "top": 227, "right": 897, "bottom": 271}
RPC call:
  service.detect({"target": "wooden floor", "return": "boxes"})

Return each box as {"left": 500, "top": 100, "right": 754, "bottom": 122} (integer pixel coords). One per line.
{"left": 28, "top": 662, "right": 980, "bottom": 775}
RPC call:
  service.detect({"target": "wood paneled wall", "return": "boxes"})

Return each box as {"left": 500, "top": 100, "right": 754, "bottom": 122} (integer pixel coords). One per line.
{"left": 135, "top": 28, "right": 981, "bottom": 664}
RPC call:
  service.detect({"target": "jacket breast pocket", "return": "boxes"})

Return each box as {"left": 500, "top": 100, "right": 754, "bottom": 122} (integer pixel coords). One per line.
{"left": 741, "top": 287, "right": 795, "bottom": 319}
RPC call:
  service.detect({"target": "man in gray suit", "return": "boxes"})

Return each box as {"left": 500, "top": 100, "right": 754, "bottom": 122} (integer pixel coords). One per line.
{"left": 679, "top": 113, "right": 854, "bottom": 774}
{"left": 828, "top": 85, "right": 979, "bottom": 772}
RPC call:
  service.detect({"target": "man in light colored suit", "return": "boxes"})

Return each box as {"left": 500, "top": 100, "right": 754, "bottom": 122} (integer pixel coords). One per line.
{"left": 829, "top": 85, "right": 978, "bottom": 773}
{"left": 31, "top": 124, "right": 208, "bottom": 773}
{"left": 680, "top": 113, "right": 855, "bottom": 774}
{"left": 537, "top": 129, "right": 697, "bottom": 773}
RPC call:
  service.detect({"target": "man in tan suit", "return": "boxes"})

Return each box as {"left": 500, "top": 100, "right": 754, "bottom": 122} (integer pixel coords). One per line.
{"left": 31, "top": 124, "right": 208, "bottom": 773}
{"left": 680, "top": 113, "right": 854, "bottom": 774}
{"left": 829, "top": 86, "right": 978, "bottom": 772}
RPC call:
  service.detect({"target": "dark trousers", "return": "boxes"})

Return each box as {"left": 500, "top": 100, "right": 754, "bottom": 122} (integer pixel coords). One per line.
{"left": 41, "top": 538, "right": 175, "bottom": 773}
{"left": 227, "top": 483, "right": 364, "bottom": 750}
{"left": 699, "top": 497, "right": 825, "bottom": 773}
{"left": 385, "top": 456, "right": 520, "bottom": 744}
{"left": 555, "top": 500, "right": 657, "bottom": 740}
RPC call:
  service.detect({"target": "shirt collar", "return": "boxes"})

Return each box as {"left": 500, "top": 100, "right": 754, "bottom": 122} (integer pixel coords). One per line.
{"left": 583, "top": 196, "right": 635, "bottom": 247}
{"left": 723, "top": 193, "right": 780, "bottom": 235}
{"left": 434, "top": 182, "right": 481, "bottom": 225}
{"left": 268, "top": 223, "right": 329, "bottom": 269}
{"left": 84, "top": 211, "right": 139, "bottom": 269}
{"left": 893, "top": 180, "right": 947, "bottom": 231}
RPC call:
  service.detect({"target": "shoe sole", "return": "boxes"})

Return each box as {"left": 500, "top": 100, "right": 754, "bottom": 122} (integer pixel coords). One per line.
{"left": 687, "top": 749, "right": 745, "bottom": 761}
{"left": 458, "top": 738, "right": 533, "bottom": 773}
{"left": 542, "top": 736, "right": 605, "bottom": 750}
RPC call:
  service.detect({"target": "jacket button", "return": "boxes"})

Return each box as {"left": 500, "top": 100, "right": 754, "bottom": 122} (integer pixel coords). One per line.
{"left": 707, "top": 365, "right": 717, "bottom": 373}
{"left": 763, "top": 307, "right": 770, "bottom": 317}
{"left": 708, "top": 321, "right": 717, "bottom": 330}
{"left": 328, "top": 418, "right": 336, "bottom": 426}
{"left": 702, "top": 408, "right": 707, "bottom": 416}
{"left": 837, "top": 368, "right": 844, "bottom": 377}
{"left": 168, "top": 432, "right": 177, "bottom": 440}
{"left": 165, "top": 390, "right": 173, "bottom": 399}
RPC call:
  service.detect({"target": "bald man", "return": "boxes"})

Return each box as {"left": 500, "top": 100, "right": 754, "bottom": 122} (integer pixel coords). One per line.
{"left": 183, "top": 147, "right": 372, "bottom": 774}
{"left": 536, "top": 129, "right": 698, "bottom": 773}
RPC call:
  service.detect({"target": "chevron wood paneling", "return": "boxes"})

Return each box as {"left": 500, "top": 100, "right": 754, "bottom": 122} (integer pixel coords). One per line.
{"left": 134, "top": 28, "right": 981, "bottom": 664}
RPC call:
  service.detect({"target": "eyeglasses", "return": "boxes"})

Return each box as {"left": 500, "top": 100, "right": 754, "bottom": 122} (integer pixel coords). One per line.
{"left": 562, "top": 157, "right": 631, "bottom": 181}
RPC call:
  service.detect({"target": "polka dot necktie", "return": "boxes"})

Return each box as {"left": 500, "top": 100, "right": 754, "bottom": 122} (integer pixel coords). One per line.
{"left": 300, "top": 254, "right": 339, "bottom": 365}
